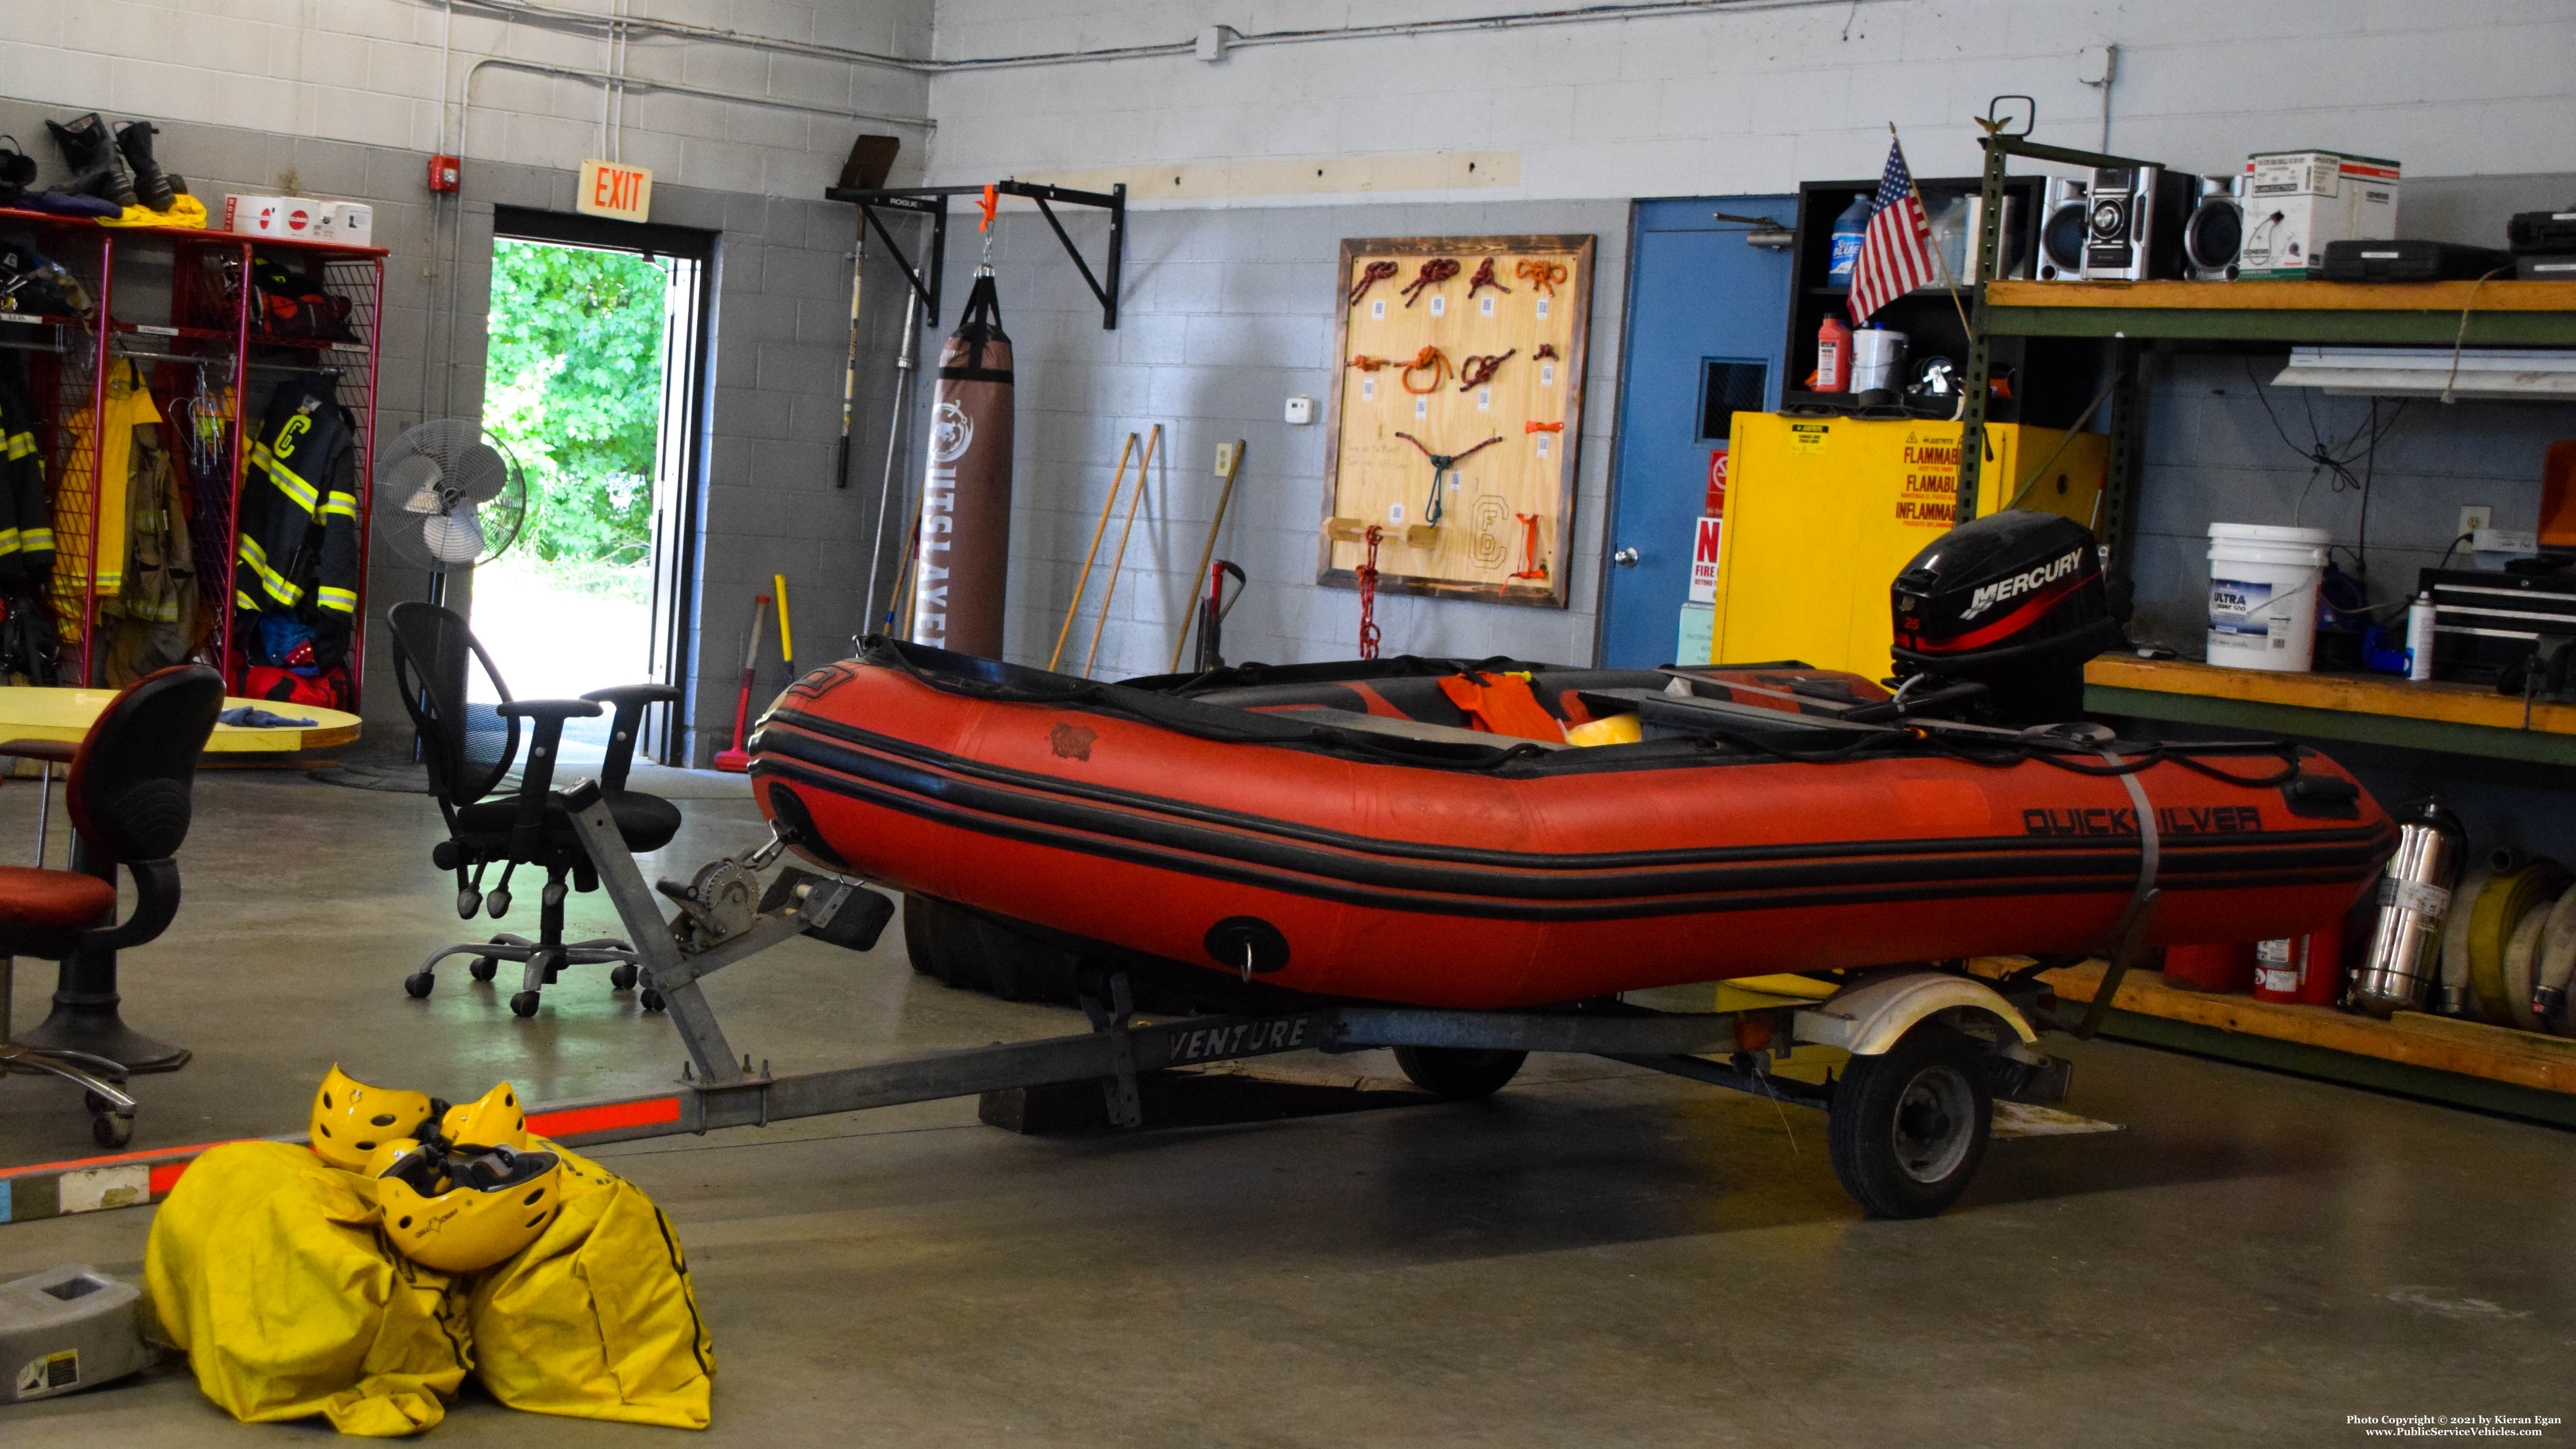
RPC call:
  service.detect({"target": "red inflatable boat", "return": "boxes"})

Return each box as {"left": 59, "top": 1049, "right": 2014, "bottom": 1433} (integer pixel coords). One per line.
{"left": 745, "top": 641, "right": 2394, "bottom": 1010}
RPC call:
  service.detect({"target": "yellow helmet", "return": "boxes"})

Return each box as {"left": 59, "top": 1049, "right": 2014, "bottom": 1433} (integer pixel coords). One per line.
{"left": 309, "top": 1065, "right": 436, "bottom": 1171}
{"left": 438, "top": 1080, "right": 530, "bottom": 1151}
{"left": 368, "top": 1139, "right": 564, "bottom": 1274}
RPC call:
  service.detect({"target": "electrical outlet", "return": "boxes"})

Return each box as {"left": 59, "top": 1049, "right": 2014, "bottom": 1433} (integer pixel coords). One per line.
{"left": 1214, "top": 441, "right": 1240, "bottom": 474}
{"left": 2459, "top": 505, "right": 2493, "bottom": 537}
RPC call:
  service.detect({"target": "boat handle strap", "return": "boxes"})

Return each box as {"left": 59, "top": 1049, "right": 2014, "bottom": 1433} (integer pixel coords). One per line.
{"left": 2074, "top": 754, "right": 2161, "bottom": 1040}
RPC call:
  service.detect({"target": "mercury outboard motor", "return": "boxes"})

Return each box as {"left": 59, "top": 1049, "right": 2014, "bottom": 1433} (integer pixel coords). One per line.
{"left": 1890, "top": 510, "right": 2123, "bottom": 726}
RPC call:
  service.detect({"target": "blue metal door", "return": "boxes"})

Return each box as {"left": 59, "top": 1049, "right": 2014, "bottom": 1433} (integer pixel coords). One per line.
{"left": 1598, "top": 197, "right": 1795, "bottom": 667}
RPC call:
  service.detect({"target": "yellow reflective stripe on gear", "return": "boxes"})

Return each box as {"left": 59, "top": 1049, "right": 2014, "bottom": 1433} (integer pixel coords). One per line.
{"left": 236, "top": 535, "right": 303, "bottom": 605}
{"left": 320, "top": 490, "right": 358, "bottom": 521}
{"left": 4, "top": 428, "right": 32, "bottom": 460}
{"left": 249, "top": 440, "right": 320, "bottom": 515}
{"left": 0, "top": 528, "right": 18, "bottom": 556}
{"left": 316, "top": 586, "right": 357, "bottom": 614}
{"left": 20, "top": 527, "right": 50, "bottom": 550}
{"left": 236, "top": 589, "right": 261, "bottom": 611}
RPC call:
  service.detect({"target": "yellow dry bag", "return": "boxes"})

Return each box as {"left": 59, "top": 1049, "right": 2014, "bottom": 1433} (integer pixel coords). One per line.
{"left": 465, "top": 1140, "right": 715, "bottom": 1429}
{"left": 144, "top": 1141, "right": 473, "bottom": 1437}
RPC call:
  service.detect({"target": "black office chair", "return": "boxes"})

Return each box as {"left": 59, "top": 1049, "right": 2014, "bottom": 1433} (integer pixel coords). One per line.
{"left": 0, "top": 665, "right": 222, "bottom": 1145}
{"left": 387, "top": 602, "right": 682, "bottom": 1017}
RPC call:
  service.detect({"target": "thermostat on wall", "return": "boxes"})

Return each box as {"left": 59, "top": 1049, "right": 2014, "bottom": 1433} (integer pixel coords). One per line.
{"left": 1285, "top": 396, "right": 1316, "bottom": 425}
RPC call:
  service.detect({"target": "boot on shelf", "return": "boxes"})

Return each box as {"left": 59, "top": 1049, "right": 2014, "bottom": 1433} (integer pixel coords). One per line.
{"left": 0, "top": 138, "right": 34, "bottom": 208}
{"left": 44, "top": 113, "right": 134, "bottom": 209}
{"left": 115, "top": 120, "right": 175, "bottom": 211}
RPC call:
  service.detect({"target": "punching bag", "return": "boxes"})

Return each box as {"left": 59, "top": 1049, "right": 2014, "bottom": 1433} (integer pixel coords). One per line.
{"left": 910, "top": 271, "right": 1013, "bottom": 658}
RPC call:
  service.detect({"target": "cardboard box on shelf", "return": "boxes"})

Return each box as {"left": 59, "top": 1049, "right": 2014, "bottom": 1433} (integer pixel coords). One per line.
{"left": 226, "top": 195, "right": 328, "bottom": 238}
{"left": 316, "top": 202, "right": 373, "bottom": 247}
{"left": 2239, "top": 150, "right": 2398, "bottom": 279}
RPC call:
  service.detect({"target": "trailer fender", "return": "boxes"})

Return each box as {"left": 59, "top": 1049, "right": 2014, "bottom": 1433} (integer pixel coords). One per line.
{"left": 1794, "top": 973, "right": 2038, "bottom": 1057}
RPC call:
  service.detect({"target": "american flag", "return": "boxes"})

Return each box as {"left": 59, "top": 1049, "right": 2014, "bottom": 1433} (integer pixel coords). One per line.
{"left": 1848, "top": 137, "right": 1938, "bottom": 326}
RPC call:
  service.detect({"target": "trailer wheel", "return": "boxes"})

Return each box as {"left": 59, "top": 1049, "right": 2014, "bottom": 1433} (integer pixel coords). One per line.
{"left": 1394, "top": 1046, "right": 1526, "bottom": 1100}
{"left": 1826, "top": 1022, "right": 1992, "bottom": 1219}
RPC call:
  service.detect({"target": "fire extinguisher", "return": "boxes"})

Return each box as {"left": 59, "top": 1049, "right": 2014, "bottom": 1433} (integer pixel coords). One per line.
{"left": 2253, "top": 917, "right": 2345, "bottom": 1006}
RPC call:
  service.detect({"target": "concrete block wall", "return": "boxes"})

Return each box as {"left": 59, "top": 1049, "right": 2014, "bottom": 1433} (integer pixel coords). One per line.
{"left": 920, "top": 199, "right": 1625, "bottom": 679}
{"left": 2129, "top": 353, "right": 2565, "bottom": 653}
{"left": 927, "top": 0, "right": 2576, "bottom": 202}
{"left": 0, "top": 0, "right": 933, "bottom": 199}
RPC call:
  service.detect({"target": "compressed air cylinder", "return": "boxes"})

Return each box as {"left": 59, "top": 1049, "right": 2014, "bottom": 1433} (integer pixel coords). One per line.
{"left": 2350, "top": 798, "right": 2464, "bottom": 1018}
{"left": 910, "top": 272, "right": 1014, "bottom": 659}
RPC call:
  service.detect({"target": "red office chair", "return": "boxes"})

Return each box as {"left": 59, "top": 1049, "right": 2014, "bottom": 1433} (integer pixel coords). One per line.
{"left": 0, "top": 665, "right": 222, "bottom": 1145}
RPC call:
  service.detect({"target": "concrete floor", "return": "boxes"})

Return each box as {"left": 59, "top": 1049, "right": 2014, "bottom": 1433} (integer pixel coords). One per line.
{"left": 3, "top": 769, "right": 2573, "bottom": 1445}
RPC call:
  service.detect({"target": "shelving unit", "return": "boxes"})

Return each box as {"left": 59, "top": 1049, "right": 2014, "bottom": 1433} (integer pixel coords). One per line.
{"left": 1961, "top": 239, "right": 2576, "bottom": 566}
{"left": 0, "top": 209, "right": 384, "bottom": 703}
{"left": 1984, "top": 278, "right": 2576, "bottom": 346}
{"left": 1775, "top": 174, "right": 2118, "bottom": 425}
{"left": 1973, "top": 959, "right": 2576, "bottom": 1127}
{"left": 1938, "top": 117, "right": 2576, "bottom": 1116}
{"left": 2084, "top": 655, "right": 2576, "bottom": 764}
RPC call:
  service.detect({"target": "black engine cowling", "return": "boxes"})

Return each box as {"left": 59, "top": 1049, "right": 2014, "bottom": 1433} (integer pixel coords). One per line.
{"left": 1890, "top": 510, "right": 2123, "bottom": 725}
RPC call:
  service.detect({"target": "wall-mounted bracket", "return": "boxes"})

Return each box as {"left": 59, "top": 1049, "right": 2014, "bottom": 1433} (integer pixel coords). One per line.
{"left": 823, "top": 179, "right": 1128, "bottom": 329}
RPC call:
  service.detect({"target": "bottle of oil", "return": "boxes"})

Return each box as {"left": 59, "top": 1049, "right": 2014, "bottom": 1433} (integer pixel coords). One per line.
{"left": 1814, "top": 314, "right": 1852, "bottom": 392}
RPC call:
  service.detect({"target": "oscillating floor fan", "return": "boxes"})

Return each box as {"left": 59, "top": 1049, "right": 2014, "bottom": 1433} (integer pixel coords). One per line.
{"left": 373, "top": 419, "right": 528, "bottom": 599}
{"left": 369, "top": 420, "right": 527, "bottom": 776}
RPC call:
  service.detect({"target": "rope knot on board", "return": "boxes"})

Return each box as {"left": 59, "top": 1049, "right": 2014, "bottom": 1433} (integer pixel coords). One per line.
{"left": 1398, "top": 347, "right": 1452, "bottom": 395}
{"left": 1400, "top": 258, "right": 1460, "bottom": 307}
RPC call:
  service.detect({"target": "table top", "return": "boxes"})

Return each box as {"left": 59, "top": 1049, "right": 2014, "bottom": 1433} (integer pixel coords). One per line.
{"left": 0, "top": 686, "right": 362, "bottom": 753}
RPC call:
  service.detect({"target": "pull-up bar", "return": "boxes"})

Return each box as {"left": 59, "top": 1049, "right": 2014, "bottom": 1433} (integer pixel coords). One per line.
{"left": 822, "top": 179, "right": 1129, "bottom": 329}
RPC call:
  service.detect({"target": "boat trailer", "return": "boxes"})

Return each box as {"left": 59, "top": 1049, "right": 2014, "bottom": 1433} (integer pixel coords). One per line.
{"left": 0, "top": 780, "right": 2121, "bottom": 1225}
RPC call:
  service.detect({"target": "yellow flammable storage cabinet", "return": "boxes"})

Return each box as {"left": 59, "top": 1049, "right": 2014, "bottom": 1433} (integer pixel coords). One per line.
{"left": 1707, "top": 416, "right": 2107, "bottom": 675}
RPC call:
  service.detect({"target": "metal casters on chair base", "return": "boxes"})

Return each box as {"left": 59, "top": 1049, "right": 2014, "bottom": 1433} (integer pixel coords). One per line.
{"left": 1, "top": 959, "right": 139, "bottom": 1147}
{"left": 403, "top": 934, "right": 645, "bottom": 1015}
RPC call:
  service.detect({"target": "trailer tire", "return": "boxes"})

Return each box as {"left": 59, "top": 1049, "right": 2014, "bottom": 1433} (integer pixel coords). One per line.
{"left": 1827, "top": 1022, "right": 1992, "bottom": 1219}
{"left": 1394, "top": 1046, "right": 1526, "bottom": 1100}
{"left": 974, "top": 915, "right": 1080, "bottom": 1004}
{"left": 901, "top": 894, "right": 939, "bottom": 975}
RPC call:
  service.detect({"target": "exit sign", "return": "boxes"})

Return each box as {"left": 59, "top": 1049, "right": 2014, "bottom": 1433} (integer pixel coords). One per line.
{"left": 577, "top": 159, "right": 653, "bottom": 222}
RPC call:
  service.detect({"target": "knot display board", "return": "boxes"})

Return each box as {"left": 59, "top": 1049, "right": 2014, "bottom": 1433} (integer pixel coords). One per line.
{"left": 1320, "top": 234, "right": 1594, "bottom": 609}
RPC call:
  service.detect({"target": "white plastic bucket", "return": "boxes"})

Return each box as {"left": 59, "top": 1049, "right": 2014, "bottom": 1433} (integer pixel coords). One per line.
{"left": 1851, "top": 328, "right": 1907, "bottom": 392}
{"left": 2207, "top": 522, "right": 2330, "bottom": 672}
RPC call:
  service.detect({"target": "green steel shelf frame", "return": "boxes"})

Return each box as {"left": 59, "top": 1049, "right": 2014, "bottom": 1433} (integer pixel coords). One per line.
{"left": 2087, "top": 1006, "right": 2576, "bottom": 1129}
{"left": 1955, "top": 98, "right": 2576, "bottom": 575}
{"left": 1985, "top": 301, "right": 2576, "bottom": 347}
{"left": 2084, "top": 684, "right": 2576, "bottom": 767}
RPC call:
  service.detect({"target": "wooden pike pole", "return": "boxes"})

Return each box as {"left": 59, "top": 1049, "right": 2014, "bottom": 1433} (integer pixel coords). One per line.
{"left": 1081, "top": 423, "right": 1161, "bottom": 679}
{"left": 1049, "top": 431, "right": 1141, "bottom": 671}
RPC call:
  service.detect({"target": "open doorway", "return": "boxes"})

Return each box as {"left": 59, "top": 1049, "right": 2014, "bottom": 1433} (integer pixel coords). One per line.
{"left": 476, "top": 207, "right": 713, "bottom": 766}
